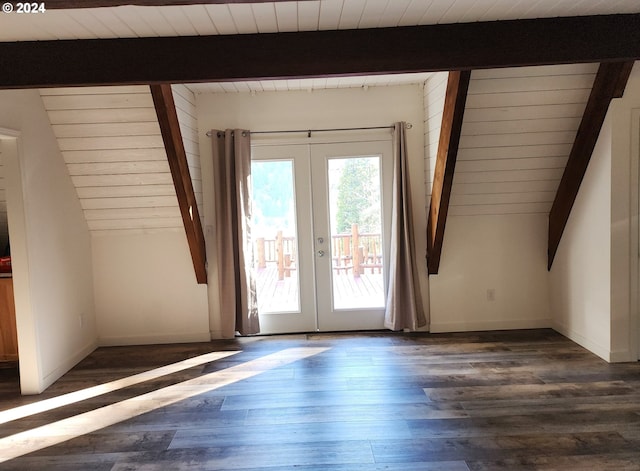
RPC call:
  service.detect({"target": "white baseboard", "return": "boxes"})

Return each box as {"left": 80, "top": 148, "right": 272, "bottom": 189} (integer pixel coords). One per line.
{"left": 609, "top": 349, "right": 635, "bottom": 363}
{"left": 98, "top": 331, "right": 211, "bottom": 347}
{"left": 429, "top": 318, "right": 552, "bottom": 333}
{"left": 38, "top": 339, "right": 99, "bottom": 393}
{"left": 550, "top": 321, "right": 617, "bottom": 362}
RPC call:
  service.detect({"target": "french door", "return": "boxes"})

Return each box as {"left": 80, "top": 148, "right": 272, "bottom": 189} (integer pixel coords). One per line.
{"left": 251, "top": 137, "right": 393, "bottom": 334}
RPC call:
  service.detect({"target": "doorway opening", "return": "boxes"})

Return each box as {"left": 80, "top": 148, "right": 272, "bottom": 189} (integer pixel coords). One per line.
{"left": 251, "top": 137, "right": 392, "bottom": 334}
{"left": 0, "top": 134, "right": 20, "bottom": 390}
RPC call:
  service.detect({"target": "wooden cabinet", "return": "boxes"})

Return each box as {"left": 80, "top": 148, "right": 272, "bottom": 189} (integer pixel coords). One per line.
{"left": 0, "top": 277, "right": 18, "bottom": 362}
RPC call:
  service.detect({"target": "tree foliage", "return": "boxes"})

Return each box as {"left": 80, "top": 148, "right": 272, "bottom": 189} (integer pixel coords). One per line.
{"left": 335, "top": 158, "right": 381, "bottom": 234}
{"left": 251, "top": 161, "right": 295, "bottom": 235}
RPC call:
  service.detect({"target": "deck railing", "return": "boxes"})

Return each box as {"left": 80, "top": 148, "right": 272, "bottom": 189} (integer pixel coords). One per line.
{"left": 255, "top": 230, "right": 296, "bottom": 280}
{"left": 332, "top": 223, "right": 382, "bottom": 278}
{"left": 255, "top": 223, "right": 381, "bottom": 280}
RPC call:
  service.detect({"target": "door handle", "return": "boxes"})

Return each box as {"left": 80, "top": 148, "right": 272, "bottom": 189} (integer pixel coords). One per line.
{"left": 317, "top": 250, "right": 325, "bottom": 257}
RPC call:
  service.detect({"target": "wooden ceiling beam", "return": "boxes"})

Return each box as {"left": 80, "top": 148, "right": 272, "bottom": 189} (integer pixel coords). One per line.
{"left": 427, "top": 70, "right": 471, "bottom": 275}
{"left": 150, "top": 84, "right": 207, "bottom": 284}
{"left": 547, "top": 61, "right": 635, "bottom": 270}
{"left": 0, "top": 14, "right": 638, "bottom": 89}
{"left": 45, "top": 0, "right": 312, "bottom": 8}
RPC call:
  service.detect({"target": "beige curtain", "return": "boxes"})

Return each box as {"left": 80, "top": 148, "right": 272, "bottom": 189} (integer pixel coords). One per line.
{"left": 211, "top": 129, "right": 260, "bottom": 336}
{"left": 384, "top": 122, "right": 428, "bottom": 331}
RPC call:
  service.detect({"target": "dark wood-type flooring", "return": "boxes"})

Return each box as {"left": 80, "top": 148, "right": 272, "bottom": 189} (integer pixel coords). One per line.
{"left": 0, "top": 329, "right": 639, "bottom": 470}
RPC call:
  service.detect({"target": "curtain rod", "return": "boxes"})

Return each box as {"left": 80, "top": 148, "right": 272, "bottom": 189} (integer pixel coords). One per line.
{"left": 206, "top": 123, "right": 411, "bottom": 138}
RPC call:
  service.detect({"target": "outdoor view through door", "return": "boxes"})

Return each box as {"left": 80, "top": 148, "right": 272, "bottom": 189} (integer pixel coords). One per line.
{"left": 251, "top": 139, "right": 392, "bottom": 334}
{"left": 327, "top": 157, "right": 384, "bottom": 309}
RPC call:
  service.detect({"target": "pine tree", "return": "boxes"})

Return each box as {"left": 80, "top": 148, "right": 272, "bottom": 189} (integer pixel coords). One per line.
{"left": 335, "top": 158, "right": 381, "bottom": 234}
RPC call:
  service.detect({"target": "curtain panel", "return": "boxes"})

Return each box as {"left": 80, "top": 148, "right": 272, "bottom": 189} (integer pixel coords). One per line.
{"left": 211, "top": 129, "right": 260, "bottom": 336}
{"left": 384, "top": 122, "right": 428, "bottom": 331}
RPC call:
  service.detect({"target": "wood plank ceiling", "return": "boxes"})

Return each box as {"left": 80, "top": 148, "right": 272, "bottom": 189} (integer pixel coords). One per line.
{"left": 1, "top": 0, "right": 639, "bottom": 41}
{"left": 40, "top": 85, "right": 202, "bottom": 233}
{"left": 449, "top": 64, "right": 598, "bottom": 217}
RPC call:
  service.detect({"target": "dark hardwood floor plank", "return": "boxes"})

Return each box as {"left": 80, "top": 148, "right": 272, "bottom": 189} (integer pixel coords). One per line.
{"left": 169, "top": 420, "right": 412, "bottom": 449}
{"left": 424, "top": 380, "right": 637, "bottom": 402}
{"left": 244, "top": 402, "right": 469, "bottom": 426}
{"left": 111, "top": 441, "right": 376, "bottom": 470}
{"left": 0, "top": 454, "right": 120, "bottom": 471}
{"left": 0, "top": 329, "right": 638, "bottom": 469}
{"left": 370, "top": 432, "right": 634, "bottom": 463}
{"left": 220, "top": 387, "right": 431, "bottom": 411}
{"left": 466, "top": 453, "right": 640, "bottom": 471}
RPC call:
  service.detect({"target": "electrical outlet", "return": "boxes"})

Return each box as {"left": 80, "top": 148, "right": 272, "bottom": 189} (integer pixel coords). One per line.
{"left": 486, "top": 289, "right": 496, "bottom": 302}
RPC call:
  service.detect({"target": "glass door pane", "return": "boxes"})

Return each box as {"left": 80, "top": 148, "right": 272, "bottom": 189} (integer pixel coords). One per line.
{"left": 251, "top": 144, "right": 316, "bottom": 334}
{"left": 251, "top": 160, "right": 299, "bottom": 313}
{"left": 327, "top": 157, "right": 385, "bottom": 309}
{"left": 311, "top": 140, "right": 393, "bottom": 332}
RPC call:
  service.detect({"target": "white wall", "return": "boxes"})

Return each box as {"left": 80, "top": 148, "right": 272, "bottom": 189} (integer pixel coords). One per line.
{"left": 609, "top": 63, "right": 640, "bottom": 361}
{"left": 0, "top": 90, "right": 96, "bottom": 394}
{"left": 549, "top": 62, "right": 640, "bottom": 362}
{"left": 549, "top": 118, "right": 612, "bottom": 360}
{"left": 92, "top": 230, "right": 210, "bottom": 345}
{"left": 430, "top": 214, "right": 552, "bottom": 332}
{"left": 425, "top": 70, "right": 555, "bottom": 333}
{"left": 195, "top": 85, "right": 428, "bottom": 337}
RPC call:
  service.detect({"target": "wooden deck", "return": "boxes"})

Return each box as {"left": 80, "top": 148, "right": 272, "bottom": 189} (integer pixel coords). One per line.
{"left": 255, "top": 265, "right": 384, "bottom": 313}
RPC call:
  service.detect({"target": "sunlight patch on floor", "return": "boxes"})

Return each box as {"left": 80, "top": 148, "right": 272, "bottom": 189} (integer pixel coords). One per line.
{"left": 0, "top": 351, "right": 240, "bottom": 426}
{"left": 0, "top": 347, "right": 329, "bottom": 463}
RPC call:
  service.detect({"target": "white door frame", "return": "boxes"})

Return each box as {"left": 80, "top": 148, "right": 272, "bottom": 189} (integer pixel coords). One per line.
{"left": 0, "top": 128, "right": 40, "bottom": 394}
{"left": 631, "top": 109, "right": 640, "bottom": 361}
{"left": 310, "top": 140, "right": 393, "bottom": 331}
{"left": 251, "top": 130, "right": 394, "bottom": 333}
{"left": 250, "top": 144, "right": 318, "bottom": 334}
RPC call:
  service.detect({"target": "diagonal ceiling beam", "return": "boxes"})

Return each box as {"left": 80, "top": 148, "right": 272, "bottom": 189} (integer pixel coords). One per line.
{"left": 0, "top": 14, "right": 639, "bottom": 89}
{"left": 547, "top": 61, "right": 635, "bottom": 270}
{"left": 427, "top": 70, "right": 471, "bottom": 275}
{"left": 45, "top": 0, "right": 314, "bottom": 7}
{"left": 150, "top": 84, "right": 207, "bottom": 284}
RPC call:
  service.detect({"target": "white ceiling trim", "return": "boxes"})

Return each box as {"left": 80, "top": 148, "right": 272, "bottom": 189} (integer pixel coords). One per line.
{"left": 185, "top": 72, "right": 434, "bottom": 94}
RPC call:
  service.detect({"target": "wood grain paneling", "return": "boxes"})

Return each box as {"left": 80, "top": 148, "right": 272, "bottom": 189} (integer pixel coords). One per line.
{"left": 40, "top": 86, "right": 183, "bottom": 232}
{"left": 0, "top": 146, "right": 7, "bottom": 251}
{"left": 0, "top": 278, "right": 17, "bottom": 361}
{"left": 0, "top": 330, "right": 639, "bottom": 469}
{"left": 2, "top": 14, "right": 639, "bottom": 89}
{"left": 427, "top": 70, "right": 471, "bottom": 275}
{"left": 151, "top": 84, "right": 207, "bottom": 284}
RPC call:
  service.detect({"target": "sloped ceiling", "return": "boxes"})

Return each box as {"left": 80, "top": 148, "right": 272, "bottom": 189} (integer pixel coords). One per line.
{"left": 450, "top": 64, "right": 598, "bottom": 217}
{"left": 40, "top": 84, "right": 202, "bottom": 233}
